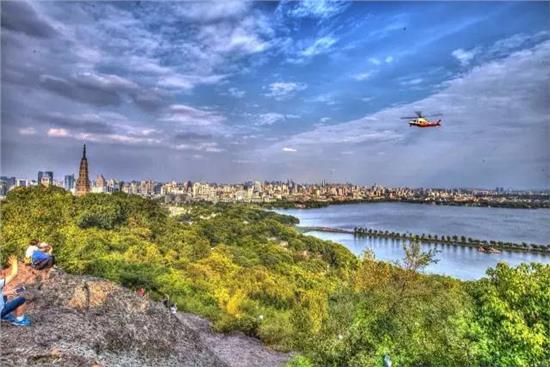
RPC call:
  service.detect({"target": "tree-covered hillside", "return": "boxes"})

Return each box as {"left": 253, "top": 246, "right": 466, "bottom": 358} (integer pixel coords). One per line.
{"left": 1, "top": 187, "right": 548, "bottom": 366}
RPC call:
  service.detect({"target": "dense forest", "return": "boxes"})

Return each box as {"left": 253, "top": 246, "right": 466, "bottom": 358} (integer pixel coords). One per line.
{"left": 1, "top": 187, "right": 549, "bottom": 366}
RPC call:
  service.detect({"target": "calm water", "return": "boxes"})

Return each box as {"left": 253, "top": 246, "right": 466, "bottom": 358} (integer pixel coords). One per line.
{"left": 276, "top": 203, "right": 550, "bottom": 280}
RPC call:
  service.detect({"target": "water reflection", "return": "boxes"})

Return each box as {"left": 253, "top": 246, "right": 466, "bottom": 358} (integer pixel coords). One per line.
{"left": 307, "top": 231, "right": 550, "bottom": 280}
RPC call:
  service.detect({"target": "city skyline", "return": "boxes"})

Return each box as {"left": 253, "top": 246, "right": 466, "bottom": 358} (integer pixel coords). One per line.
{"left": 2, "top": 1, "right": 549, "bottom": 189}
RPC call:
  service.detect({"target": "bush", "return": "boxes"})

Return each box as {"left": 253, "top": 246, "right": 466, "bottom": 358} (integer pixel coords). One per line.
{"left": 287, "top": 355, "right": 313, "bottom": 367}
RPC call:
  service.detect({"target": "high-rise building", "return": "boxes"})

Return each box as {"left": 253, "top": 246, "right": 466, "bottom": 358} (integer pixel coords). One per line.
{"left": 64, "top": 174, "right": 75, "bottom": 191}
{"left": 37, "top": 171, "right": 53, "bottom": 186}
{"left": 0, "top": 176, "right": 16, "bottom": 190}
{"left": 75, "top": 144, "right": 91, "bottom": 196}
{"left": 93, "top": 174, "right": 106, "bottom": 193}
{"left": 40, "top": 177, "right": 52, "bottom": 187}
{"left": 0, "top": 181, "right": 7, "bottom": 196}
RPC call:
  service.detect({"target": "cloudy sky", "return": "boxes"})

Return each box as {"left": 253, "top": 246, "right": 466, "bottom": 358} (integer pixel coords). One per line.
{"left": 1, "top": 1, "right": 549, "bottom": 189}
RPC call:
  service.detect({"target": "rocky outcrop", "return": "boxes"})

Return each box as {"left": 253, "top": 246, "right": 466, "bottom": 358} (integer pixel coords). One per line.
{"left": 177, "top": 313, "right": 290, "bottom": 367}
{"left": 0, "top": 267, "right": 289, "bottom": 367}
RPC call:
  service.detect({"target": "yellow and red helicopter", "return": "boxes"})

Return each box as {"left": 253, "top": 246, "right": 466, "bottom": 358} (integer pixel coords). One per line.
{"left": 401, "top": 111, "right": 443, "bottom": 128}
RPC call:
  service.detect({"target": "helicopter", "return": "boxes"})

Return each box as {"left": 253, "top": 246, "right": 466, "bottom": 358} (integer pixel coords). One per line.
{"left": 400, "top": 111, "right": 443, "bottom": 128}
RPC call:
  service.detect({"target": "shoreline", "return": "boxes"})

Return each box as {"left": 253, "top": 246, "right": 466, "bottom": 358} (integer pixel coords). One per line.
{"left": 267, "top": 198, "right": 550, "bottom": 210}
{"left": 298, "top": 226, "right": 550, "bottom": 254}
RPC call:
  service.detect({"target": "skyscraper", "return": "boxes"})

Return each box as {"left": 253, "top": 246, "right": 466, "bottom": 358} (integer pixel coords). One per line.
{"left": 93, "top": 174, "right": 106, "bottom": 193}
{"left": 64, "top": 174, "right": 75, "bottom": 191}
{"left": 75, "top": 144, "right": 90, "bottom": 196}
{"left": 38, "top": 171, "right": 53, "bottom": 186}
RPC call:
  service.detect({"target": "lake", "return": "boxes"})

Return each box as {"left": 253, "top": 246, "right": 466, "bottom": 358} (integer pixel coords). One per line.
{"left": 275, "top": 202, "right": 550, "bottom": 280}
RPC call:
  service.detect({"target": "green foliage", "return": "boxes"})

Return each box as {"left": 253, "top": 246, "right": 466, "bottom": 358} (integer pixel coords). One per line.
{"left": 1, "top": 187, "right": 548, "bottom": 366}
{"left": 467, "top": 263, "right": 550, "bottom": 366}
{"left": 287, "top": 355, "right": 313, "bottom": 367}
{"left": 301, "top": 247, "right": 474, "bottom": 366}
{"left": 0, "top": 188, "right": 352, "bottom": 352}
{"left": 75, "top": 196, "right": 125, "bottom": 229}
{"left": 0, "top": 186, "right": 73, "bottom": 263}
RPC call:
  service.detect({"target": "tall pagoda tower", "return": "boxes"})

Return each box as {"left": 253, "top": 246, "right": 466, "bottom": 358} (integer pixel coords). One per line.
{"left": 75, "top": 144, "right": 90, "bottom": 196}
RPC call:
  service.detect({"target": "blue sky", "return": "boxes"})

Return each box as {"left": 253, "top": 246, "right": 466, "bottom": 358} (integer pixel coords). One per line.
{"left": 1, "top": 1, "right": 549, "bottom": 188}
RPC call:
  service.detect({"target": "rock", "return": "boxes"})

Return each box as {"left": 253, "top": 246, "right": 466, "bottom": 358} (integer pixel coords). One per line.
{"left": 0, "top": 268, "right": 224, "bottom": 366}
{"left": 0, "top": 266, "right": 290, "bottom": 367}
{"left": 176, "top": 312, "right": 290, "bottom": 367}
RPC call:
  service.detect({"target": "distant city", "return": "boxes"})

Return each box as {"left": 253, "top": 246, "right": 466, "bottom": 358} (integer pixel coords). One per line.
{"left": 1, "top": 145, "right": 549, "bottom": 208}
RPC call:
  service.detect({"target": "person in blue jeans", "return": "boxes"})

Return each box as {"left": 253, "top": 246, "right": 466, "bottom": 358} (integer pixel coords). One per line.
{"left": 1, "top": 256, "right": 31, "bottom": 326}
{"left": 25, "top": 242, "right": 56, "bottom": 284}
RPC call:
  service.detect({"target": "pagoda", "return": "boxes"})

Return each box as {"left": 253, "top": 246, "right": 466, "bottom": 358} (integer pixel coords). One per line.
{"left": 75, "top": 144, "right": 90, "bottom": 196}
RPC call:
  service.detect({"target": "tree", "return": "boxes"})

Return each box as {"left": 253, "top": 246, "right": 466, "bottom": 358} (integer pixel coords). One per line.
{"left": 467, "top": 263, "right": 550, "bottom": 366}
{"left": 401, "top": 241, "right": 438, "bottom": 273}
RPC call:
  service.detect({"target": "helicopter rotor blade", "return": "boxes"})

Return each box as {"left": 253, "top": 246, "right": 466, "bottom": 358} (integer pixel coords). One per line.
{"left": 400, "top": 116, "right": 417, "bottom": 119}
{"left": 414, "top": 111, "right": 423, "bottom": 117}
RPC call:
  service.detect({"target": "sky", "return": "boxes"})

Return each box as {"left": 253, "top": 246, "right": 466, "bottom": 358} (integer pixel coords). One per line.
{"left": 1, "top": 1, "right": 549, "bottom": 189}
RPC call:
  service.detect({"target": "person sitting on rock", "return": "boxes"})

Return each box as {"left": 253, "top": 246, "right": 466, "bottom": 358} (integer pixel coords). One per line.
{"left": 24, "top": 239, "right": 40, "bottom": 266}
{"left": 0, "top": 256, "right": 31, "bottom": 326}
{"left": 25, "top": 241, "right": 56, "bottom": 282}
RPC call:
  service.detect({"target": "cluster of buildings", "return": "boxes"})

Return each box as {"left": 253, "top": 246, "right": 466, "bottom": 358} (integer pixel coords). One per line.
{"left": 160, "top": 182, "right": 550, "bottom": 207}
{"left": 0, "top": 145, "right": 91, "bottom": 196}
{"left": 1, "top": 145, "right": 549, "bottom": 208}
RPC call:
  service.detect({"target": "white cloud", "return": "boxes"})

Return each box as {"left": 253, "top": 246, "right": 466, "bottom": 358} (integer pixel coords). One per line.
{"left": 162, "top": 104, "right": 225, "bottom": 127}
{"left": 224, "top": 28, "right": 268, "bottom": 54}
{"left": 369, "top": 57, "right": 381, "bottom": 65}
{"left": 301, "top": 36, "right": 337, "bottom": 57}
{"left": 452, "top": 48, "right": 479, "bottom": 66}
{"left": 139, "top": 128, "right": 157, "bottom": 136}
{"left": 197, "top": 14, "right": 271, "bottom": 57}
{"left": 283, "top": 0, "right": 349, "bottom": 19}
{"left": 256, "top": 113, "right": 285, "bottom": 126}
{"left": 282, "top": 147, "right": 297, "bottom": 152}
{"left": 264, "top": 82, "right": 307, "bottom": 100}
{"left": 45, "top": 123, "right": 163, "bottom": 145}
{"left": 320, "top": 117, "right": 331, "bottom": 123}
{"left": 400, "top": 78, "right": 423, "bottom": 86}
{"left": 75, "top": 72, "right": 137, "bottom": 91}
{"left": 157, "top": 74, "right": 227, "bottom": 91}
{"left": 307, "top": 93, "right": 337, "bottom": 105}
{"left": 353, "top": 71, "right": 374, "bottom": 81}
{"left": 255, "top": 113, "right": 300, "bottom": 126}
{"left": 18, "top": 127, "right": 37, "bottom": 135}
{"left": 385, "top": 56, "right": 394, "bottom": 63}
{"left": 488, "top": 31, "right": 549, "bottom": 58}
{"left": 160, "top": 104, "right": 229, "bottom": 138}
{"left": 174, "top": 141, "right": 224, "bottom": 153}
{"left": 174, "top": 1, "right": 250, "bottom": 21}
{"left": 228, "top": 87, "right": 245, "bottom": 98}
{"left": 47, "top": 128, "right": 69, "bottom": 137}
